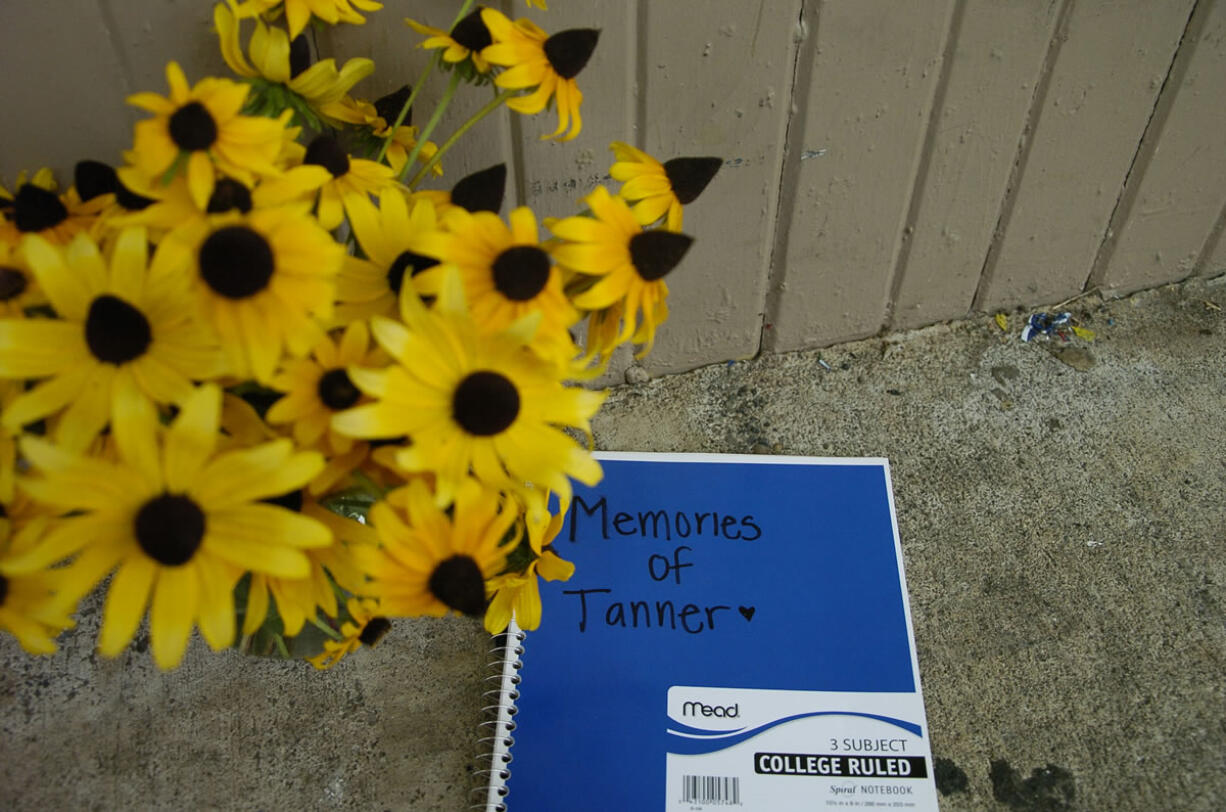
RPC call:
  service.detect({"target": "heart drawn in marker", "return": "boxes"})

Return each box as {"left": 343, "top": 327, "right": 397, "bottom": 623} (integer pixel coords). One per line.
{"left": 738, "top": 606, "right": 756, "bottom": 622}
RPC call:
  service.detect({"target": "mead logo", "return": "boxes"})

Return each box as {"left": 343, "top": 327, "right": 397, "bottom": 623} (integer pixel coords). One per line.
{"left": 682, "top": 701, "right": 740, "bottom": 719}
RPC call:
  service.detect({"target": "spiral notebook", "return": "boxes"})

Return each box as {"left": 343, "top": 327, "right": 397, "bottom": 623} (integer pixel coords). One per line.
{"left": 477, "top": 452, "right": 939, "bottom": 811}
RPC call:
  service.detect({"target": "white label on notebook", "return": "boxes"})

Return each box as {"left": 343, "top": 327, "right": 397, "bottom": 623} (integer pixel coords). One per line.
{"left": 666, "top": 686, "right": 939, "bottom": 811}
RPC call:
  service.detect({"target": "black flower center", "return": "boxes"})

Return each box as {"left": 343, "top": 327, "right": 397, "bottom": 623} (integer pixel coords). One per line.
{"left": 14, "top": 184, "right": 68, "bottom": 233}
{"left": 387, "top": 250, "right": 438, "bottom": 295}
{"left": 492, "top": 245, "right": 550, "bottom": 302}
{"left": 0, "top": 267, "right": 28, "bottom": 301}
{"left": 116, "top": 184, "right": 155, "bottom": 212}
{"left": 628, "top": 230, "right": 694, "bottom": 282}
{"left": 359, "top": 616, "right": 392, "bottom": 646}
{"left": 451, "top": 164, "right": 506, "bottom": 214}
{"left": 135, "top": 493, "right": 206, "bottom": 566}
{"left": 206, "top": 178, "right": 253, "bottom": 214}
{"left": 75, "top": 160, "right": 119, "bottom": 202}
{"left": 428, "top": 554, "right": 486, "bottom": 616}
{"left": 304, "top": 135, "right": 351, "bottom": 178}
{"left": 199, "top": 225, "right": 275, "bottom": 299}
{"left": 317, "top": 368, "right": 361, "bottom": 411}
{"left": 375, "top": 85, "right": 412, "bottom": 127}
{"left": 168, "top": 101, "right": 219, "bottom": 152}
{"left": 544, "top": 28, "right": 600, "bottom": 80}
{"left": 289, "top": 34, "right": 313, "bottom": 79}
{"left": 76, "top": 160, "right": 153, "bottom": 211}
{"left": 663, "top": 157, "right": 722, "bottom": 205}
{"left": 451, "top": 9, "right": 492, "bottom": 52}
{"left": 263, "top": 489, "right": 304, "bottom": 512}
{"left": 452, "top": 371, "right": 519, "bottom": 436}
{"left": 85, "top": 294, "right": 153, "bottom": 365}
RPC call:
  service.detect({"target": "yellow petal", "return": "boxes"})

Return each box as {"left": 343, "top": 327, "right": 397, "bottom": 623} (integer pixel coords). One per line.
{"left": 150, "top": 565, "right": 198, "bottom": 669}
{"left": 98, "top": 556, "right": 157, "bottom": 657}
{"left": 186, "top": 151, "right": 215, "bottom": 210}
{"left": 164, "top": 384, "right": 221, "bottom": 492}
{"left": 242, "top": 573, "right": 270, "bottom": 635}
{"left": 195, "top": 555, "right": 237, "bottom": 650}
{"left": 215, "top": 1, "right": 257, "bottom": 78}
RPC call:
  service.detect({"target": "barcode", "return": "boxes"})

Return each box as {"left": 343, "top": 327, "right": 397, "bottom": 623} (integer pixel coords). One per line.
{"left": 681, "top": 774, "right": 741, "bottom": 805}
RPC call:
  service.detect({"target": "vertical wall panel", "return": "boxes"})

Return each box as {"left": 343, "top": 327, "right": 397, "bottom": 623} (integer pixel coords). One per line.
{"left": 506, "top": 2, "right": 637, "bottom": 385}
{"left": 0, "top": 1, "right": 137, "bottom": 183}
{"left": 512, "top": 2, "right": 636, "bottom": 216}
{"left": 976, "top": 0, "right": 1196, "bottom": 312}
{"left": 328, "top": 1, "right": 514, "bottom": 191}
{"left": 639, "top": 0, "right": 804, "bottom": 373}
{"left": 1095, "top": 0, "right": 1226, "bottom": 297}
{"left": 103, "top": 0, "right": 228, "bottom": 96}
{"left": 767, "top": 0, "right": 956, "bottom": 353}
{"left": 890, "top": 0, "right": 1063, "bottom": 331}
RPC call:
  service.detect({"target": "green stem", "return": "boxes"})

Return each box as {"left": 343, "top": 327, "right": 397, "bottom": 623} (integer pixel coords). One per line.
{"left": 398, "top": 71, "right": 462, "bottom": 183}
{"left": 351, "top": 468, "right": 388, "bottom": 499}
{"left": 409, "top": 89, "right": 515, "bottom": 189}
{"left": 272, "top": 633, "right": 290, "bottom": 659}
{"left": 375, "top": 55, "right": 437, "bottom": 166}
{"left": 372, "top": 0, "right": 474, "bottom": 166}
{"left": 308, "top": 615, "right": 344, "bottom": 641}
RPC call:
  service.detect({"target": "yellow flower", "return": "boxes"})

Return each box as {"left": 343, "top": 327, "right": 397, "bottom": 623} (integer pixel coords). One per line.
{"left": 0, "top": 506, "right": 77, "bottom": 655}
{"left": 406, "top": 10, "right": 494, "bottom": 74}
{"left": 331, "top": 268, "right": 604, "bottom": 510}
{"left": 126, "top": 62, "right": 287, "bottom": 209}
{"left": 258, "top": 134, "right": 396, "bottom": 230}
{"left": 484, "top": 503, "right": 573, "bottom": 633}
{"left": 71, "top": 161, "right": 159, "bottom": 235}
{"left": 0, "top": 229, "right": 227, "bottom": 451}
{"left": 266, "top": 319, "right": 382, "bottom": 454}
{"left": 150, "top": 204, "right": 344, "bottom": 383}
{"left": 7, "top": 384, "right": 331, "bottom": 669}
{"left": 359, "top": 478, "right": 513, "bottom": 618}
{"left": 609, "top": 142, "right": 721, "bottom": 232}
{"left": 111, "top": 168, "right": 329, "bottom": 241}
{"left": 0, "top": 168, "right": 99, "bottom": 246}
{"left": 307, "top": 597, "right": 391, "bottom": 669}
{"left": 317, "top": 95, "right": 443, "bottom": 178}
{"left": 572, "top": 299, "right": 626, "bottom": 374}
{"left": 215, "top": 1, "right": 375, "bottom": 112}
{"left": 236, "top": 0, "right": 383, "bottom": 40}
{"left": 550, "top": 186, "right": 694, "bottom": 357}
{"left": 481, "top": 8, "right": 599, "bottom": 141}
{"left": 0, "top": 381, "right": 21, "bottom": 502}
{"left": 241, "top": 493, "right": 377, "bottom": 637}
{"left": 336, "top": 190, "right": 441, "bottom": 323}
{"left": 416, "top": 205, "right": 580, "bottom": 365}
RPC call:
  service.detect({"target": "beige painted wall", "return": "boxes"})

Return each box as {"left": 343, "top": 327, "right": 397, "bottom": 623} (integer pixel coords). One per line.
{"left": 3, "top": 0, "right": 1223, "bottom": 373}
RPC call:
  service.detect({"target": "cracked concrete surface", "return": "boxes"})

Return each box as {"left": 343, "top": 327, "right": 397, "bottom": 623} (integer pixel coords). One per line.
{"left": 2, "top": 275, "right": 1224, "bottom": 810}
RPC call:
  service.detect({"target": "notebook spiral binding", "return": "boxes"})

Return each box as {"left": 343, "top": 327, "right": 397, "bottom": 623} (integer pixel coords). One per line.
{"left": 470, "top": 618, "right": 524, "bottom": 811}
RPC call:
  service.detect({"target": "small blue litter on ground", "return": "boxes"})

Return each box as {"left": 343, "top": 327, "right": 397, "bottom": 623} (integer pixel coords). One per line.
{"left": 1021, "top": 311, "right": 1072, "bottom": 342}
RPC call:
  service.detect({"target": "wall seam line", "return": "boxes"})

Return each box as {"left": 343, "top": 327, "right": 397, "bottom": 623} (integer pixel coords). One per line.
{"left": 883, "top": 0, "right": 966, "bottom": 332}
{"left": 634, "top": 0, "right": 650, "bottom": 151}
{"left": 759, "top": 0, "right": 819, "bottom": 355}
{"left": 971, "top": 0, "right": 1075, "bottom": 313}
{"left": 1191, "top": 197, "right": 1226, "bottom": 278}
{"left": 1087, "top": 0, "right": 1208, "bottom": 293}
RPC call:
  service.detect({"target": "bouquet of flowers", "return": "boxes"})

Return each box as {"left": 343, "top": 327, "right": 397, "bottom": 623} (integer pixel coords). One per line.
{"left": 0, "top": 0, "right": 720, "bottom": 670}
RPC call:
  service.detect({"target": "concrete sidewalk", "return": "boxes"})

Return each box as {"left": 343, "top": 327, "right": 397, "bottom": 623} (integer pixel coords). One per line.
{"left": 2, "top": 275, "right": 1224, "bottom": 810}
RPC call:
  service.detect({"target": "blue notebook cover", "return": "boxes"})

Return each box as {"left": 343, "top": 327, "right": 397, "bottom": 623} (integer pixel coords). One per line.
{"left": 502, "top": 452, "right": 938, "bottom": 811}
